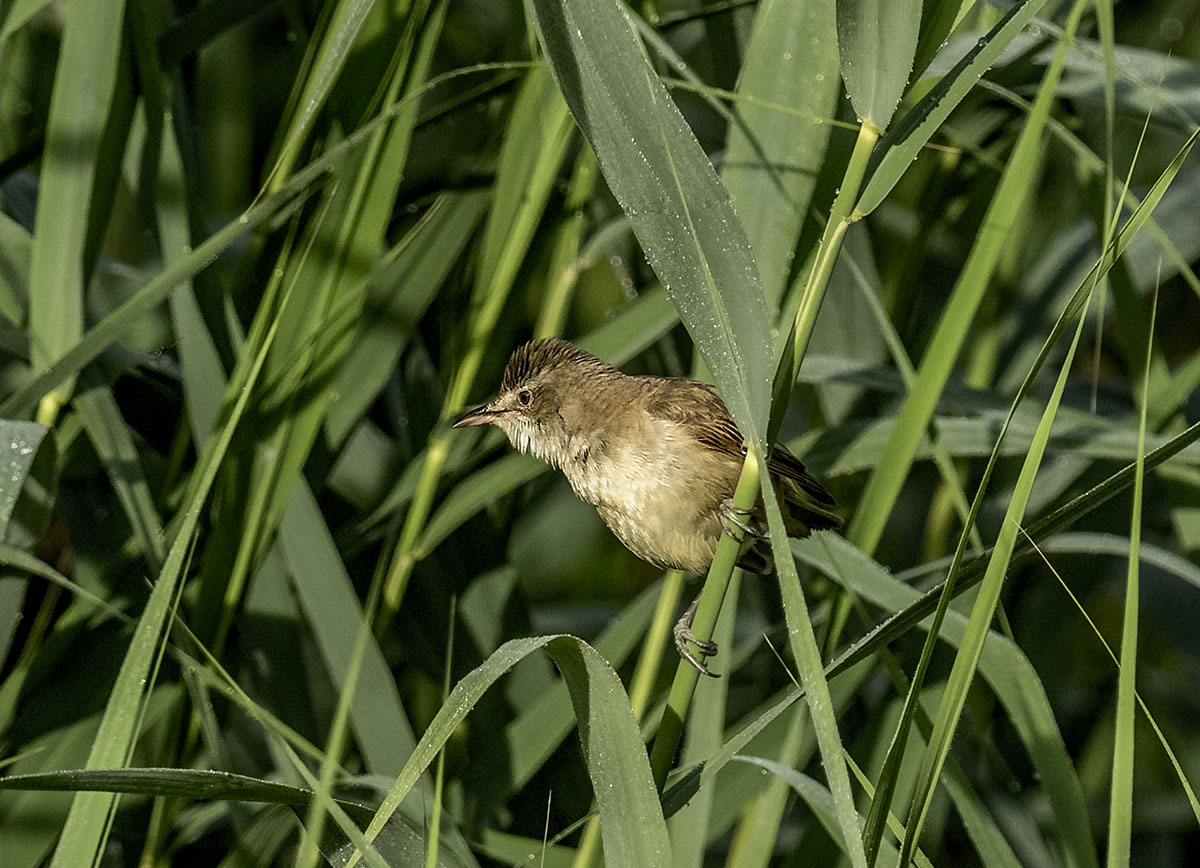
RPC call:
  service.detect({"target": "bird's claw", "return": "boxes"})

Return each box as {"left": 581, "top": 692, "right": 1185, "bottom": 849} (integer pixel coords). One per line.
{"left": 719, "top": 498, "right": 765, "bottom": 541}
{"left": 674, "top": 595, "right": 720, "bottom": 678}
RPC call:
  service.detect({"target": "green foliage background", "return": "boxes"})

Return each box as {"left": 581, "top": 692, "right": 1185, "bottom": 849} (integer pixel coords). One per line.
{"left": 0, "top": 0, "right": 1197, "bottom": 865}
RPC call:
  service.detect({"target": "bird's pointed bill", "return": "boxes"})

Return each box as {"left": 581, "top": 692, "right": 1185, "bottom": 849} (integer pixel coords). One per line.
{"left": 453, "top": 405, "right": 504, "bottom": 428}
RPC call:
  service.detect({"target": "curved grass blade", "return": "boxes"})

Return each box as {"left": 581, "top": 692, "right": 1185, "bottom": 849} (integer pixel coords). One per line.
{"left": 529, "top": 0, "right": 773, "bottom": 445}
{"left": 350, "top": 635, "right": 671, "bottom": 868}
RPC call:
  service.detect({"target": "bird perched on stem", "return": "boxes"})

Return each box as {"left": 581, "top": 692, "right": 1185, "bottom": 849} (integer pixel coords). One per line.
{"left": 454, "top": 338, "right": 841, "bottom": 675}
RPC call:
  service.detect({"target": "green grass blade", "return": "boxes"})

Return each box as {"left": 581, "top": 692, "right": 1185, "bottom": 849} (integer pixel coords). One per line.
{"left": 721, "top": 0, "right": 839, "bottom": 308}
{"left": 46, "top": 255, "right": 289, "bottom": 868}
{"left": 352, "top": 636, "right": 672, "bottom": 867}
{"left": 797, "top": 533, "right": 1100, "bottom": 868}
{"left": 27, "top": 0, "right": 126, "bottom": 421}
{"left": 756, "top": 449, "right": 868, "bottom": 868}
{"left": 854, "top": 0, "right": 1052, "bottom": 217}
{"left": 503, "top": 587, "right": 660, "bottom": 795}
{"left": 0, "top": 419, "right": 54, "bottom": 547}
{"left": 835, "top": 0, "right": 921, "bottom": 129}
{"left": 1106, "top": 298, "right": 1154, "bottom": 868}
{"left": 897, "top": 303, "right": 1093, "bottom": 868}
{"left": 529, "top": 0, "right": 773, "bottom": 446}
{"left": 848, "top": 0, "right": 1081, "bottom": 558}
{"left": 264, "top": 0, "right": 378, "bottom": 191}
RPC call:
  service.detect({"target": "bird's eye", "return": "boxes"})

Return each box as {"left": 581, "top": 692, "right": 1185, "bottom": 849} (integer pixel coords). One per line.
{"left": 517, "top": 387, "right": 533, "bottom": 406}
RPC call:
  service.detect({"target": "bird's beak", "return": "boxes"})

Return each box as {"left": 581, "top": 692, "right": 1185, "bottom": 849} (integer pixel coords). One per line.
{"left": 452, "top": 404, "right": 503, "bottom": 428}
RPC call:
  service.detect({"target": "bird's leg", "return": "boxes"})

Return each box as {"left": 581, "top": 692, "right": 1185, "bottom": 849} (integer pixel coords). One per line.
{"left": 719, "top": 498, "right": 766, "bottom": 541}
{"left": 673, "top": 591, "right": 720, "bottom": 678}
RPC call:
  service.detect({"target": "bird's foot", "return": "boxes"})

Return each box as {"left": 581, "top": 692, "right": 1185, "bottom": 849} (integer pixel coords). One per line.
{"left": 674, "top": 593, "right": 720, "bottom": 678}
{"left": 719, "top": 498, "right": 765, "bottom": 541}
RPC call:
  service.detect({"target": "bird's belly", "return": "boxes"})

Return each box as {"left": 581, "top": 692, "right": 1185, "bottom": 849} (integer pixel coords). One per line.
{"left": 596, "top": 498, "right": 720, "bottom": 573}
{"left": 568, "top": 457, "right": 722, "bottom": 573}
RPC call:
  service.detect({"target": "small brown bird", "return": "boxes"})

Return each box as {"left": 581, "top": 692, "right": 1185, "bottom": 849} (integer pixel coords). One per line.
{"left": 454, "top": 338, "right": 841, "bottom": 675}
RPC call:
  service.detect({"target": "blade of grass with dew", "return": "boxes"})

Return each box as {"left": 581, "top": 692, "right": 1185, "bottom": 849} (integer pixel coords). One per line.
{"left": 0, "top": 420, "right": 54, "bottom": 547}
{"left": 854, "top": 0, "right": 1052, "bottom": 218}
{"left": 377, "top": 64, "right": 574, "bottom": 629}
{"left": 721, "top": 0, "right": 839, "bottom": 310}
{"left": 836, "top": 0, "right": 920, "bottom": 131}
{"left": 27, "top": 0, "right": 126, "bottom": 423}
{"left": 797, "top": 532, "right": 1099, "bottom": 868}
{"left": 503, "top": 586, "right": 660, "bottom": 796}
{"left": 1106, "top": 296, "right": 1154, "bottom": 868}
{"left": 912, "top": 0, "right": 971, "bottom": 76}
{"left": 756, "top": 447, "right": 869, "bottom": 868}
{"left": 528, "top": 0, "right": 773, "bottom": 442}
{"left": 351, "top": 636, "right": 672, "bottom": 868}
{"left": 45, "top": 262, "right": 292, "bottom": 868}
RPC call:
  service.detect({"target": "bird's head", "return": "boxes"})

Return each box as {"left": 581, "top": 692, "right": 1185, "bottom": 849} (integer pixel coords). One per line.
{"left": 452, "top": 338, "right": 617, "bottom": 466}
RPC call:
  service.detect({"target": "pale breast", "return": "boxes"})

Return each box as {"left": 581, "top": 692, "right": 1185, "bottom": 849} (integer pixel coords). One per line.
{"left": 560, "top": 415, "right": 737, "bottom": 572}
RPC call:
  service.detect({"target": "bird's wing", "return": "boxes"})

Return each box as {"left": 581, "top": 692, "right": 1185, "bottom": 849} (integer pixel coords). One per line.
{"left": 767, "top": 442, "right": 837, "bottom": 506}
{"left": 643, "top": 378, "right": 745, "bottom": 456}
{"left": 646, "top": 377, "right": 837, "bottom": 508}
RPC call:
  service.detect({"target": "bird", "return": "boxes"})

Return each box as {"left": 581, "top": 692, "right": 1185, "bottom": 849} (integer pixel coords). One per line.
{"left": 453, "top": 338, "right": 841, "bottom": 675}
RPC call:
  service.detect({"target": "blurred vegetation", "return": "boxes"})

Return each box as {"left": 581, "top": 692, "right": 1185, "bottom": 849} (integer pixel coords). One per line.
{"left": 0, "top": 0, "right": 1198, "bottom": 865}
